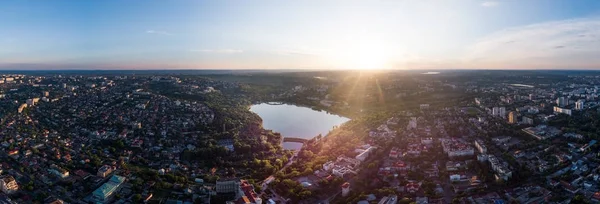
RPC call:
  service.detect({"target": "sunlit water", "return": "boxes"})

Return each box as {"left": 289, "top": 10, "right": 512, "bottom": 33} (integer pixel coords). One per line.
{"left": 510, "top": 83, "right": 535, "bottom": 88}
{"left": 422, "top": 72, "right": 440, "bottom": 75}
{"left": 250, "top": 103, "right": 350, "bottom": 150}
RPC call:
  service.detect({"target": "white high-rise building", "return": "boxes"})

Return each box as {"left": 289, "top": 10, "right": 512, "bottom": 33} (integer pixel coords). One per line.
{"left": 556, "top": 97, "right": 568, "bottom": 107}
{"left": 492, "top": 107, "right": 506, "bottom": 117}
{"left": 575, "top": 100, "right": 585, "bottom": 110}
{"left": 492, "top": 107, "right": 506, "bottom": 118}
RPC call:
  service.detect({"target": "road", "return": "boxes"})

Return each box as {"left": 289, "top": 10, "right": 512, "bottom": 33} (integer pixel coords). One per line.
{"left": 318, "top": 191, "right": 340, "bottom": 204}
{"left": 259, "top": 151, "right": 297, "bottom": 202}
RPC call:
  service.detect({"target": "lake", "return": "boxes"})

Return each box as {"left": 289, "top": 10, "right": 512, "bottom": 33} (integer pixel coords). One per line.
{"left": 250, "top": 103, "right": 350, "bottom": 150}
{"left": 510, "top": 83, "right": 535, "bottom": 88}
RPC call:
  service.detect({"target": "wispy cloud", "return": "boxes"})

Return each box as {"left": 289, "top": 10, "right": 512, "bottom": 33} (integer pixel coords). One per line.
{"left": 146, "top": 30, "right": 173, "bottom": 36}
{"left": 481, "top": 1, "right": 499, "bottom": 7}
{"left": 190, "top": 49, "right": 243, "bottom": 54}
{"left": 467, "top": 18, "right": 600, "bottom": 68}
{"left": 274, "top": 46, "right": 330, "bottom": 57}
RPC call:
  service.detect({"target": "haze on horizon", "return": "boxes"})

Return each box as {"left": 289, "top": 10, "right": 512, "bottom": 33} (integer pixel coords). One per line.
{"left": 1, "top": 0, "right": 600, "bottom": 70}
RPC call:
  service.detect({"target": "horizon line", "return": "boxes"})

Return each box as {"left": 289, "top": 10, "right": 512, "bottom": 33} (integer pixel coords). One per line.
{"left": 1, "top": 68, "right": 600, "bottom": 72}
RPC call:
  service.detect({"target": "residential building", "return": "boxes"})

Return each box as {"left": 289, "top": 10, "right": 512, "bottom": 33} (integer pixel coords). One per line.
{"left": 522, "top": 125, "right": 561, "bottom": 140}
{"left": 488, "top": 155, "right": 512, "bottom": 181}
{"left": 97, "top": 165, "right": 114, "bottom": 178}
{"left": 0, "top": 175, "right": 18, "bottom": 194}
{"left": 522, "top": 116, "right": 534, "bottom": 125}
{"left": 233, "top": 180, "right": 262, "bottom": 204}
{"left": 49, "top": 164, "right": 69, "bottom": 178}
{"left": 388, "top": 147, "right": 400, "bottom": 159}
{"left": 553, "top": 106, "right": 572, "bottom": 116}
{"left": 477, "top": 154, "right": 488, "bottom": 162}
{"left": 415, "top": 197, "right": 428, "bottom": 204}
{"left": 26, "top": 99, "right": 35, "bottom": 106}
{"left": 216, "top": 179, "right": 241, "bottom": 194}
{"left": 474, "top": 140, "right": 487, "bottom": 154}
{"left": 92, "top": 175, "right": 126, "bottom": 203}
{"left": 341, "top": 182, "right": 350, "bottom": 197}
{"left": 333, "top": 166, "right": 357, "bottom": 178}
{"left": 405, "top": 182, "right": 420, "bottom": 193}
{"left": 356, "top": 146, "right": 376, "bottom": 162}
{"left": 508, "top": 111, "right": 517, "bottom": 124}
{"left": 407, "top": 117, "right": 417, "bottom": 130}
{"left": 406, "top": 144, "right": 422, "bottom": 156}
{"left": 579, "top": 140, "right": 597, "bottom": 152}
{"left": 441, "top": 139, "right": 474, "bottom": 157}
{"left": 323, "top": 161, "right": 335, "bottom": 172}
{"left": 421, "top": 138, "right": 433, "bottom": 145}
{"left": 492, "top": 107, "right": 506, "bottom": 118}
{"left": 556, "top": 97, "right": 568, "bottom": 107}
{"left": 575, "top": 100, "right": 585, "bottom": 110}
{"left": 17, "top": 103, "right": 27, "bottom": 113}
{"left": 378, "top": 195, "right": 398, "bottom": 204}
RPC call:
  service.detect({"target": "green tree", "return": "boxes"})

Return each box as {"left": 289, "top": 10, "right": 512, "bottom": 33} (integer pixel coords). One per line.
{"left": 133, "top": 194, "right": 143, "bottom": 202}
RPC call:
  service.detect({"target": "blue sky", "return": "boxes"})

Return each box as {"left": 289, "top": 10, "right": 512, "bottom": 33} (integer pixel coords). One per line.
{"left": 1, "top": 0, "right": 600, "bottom": 70}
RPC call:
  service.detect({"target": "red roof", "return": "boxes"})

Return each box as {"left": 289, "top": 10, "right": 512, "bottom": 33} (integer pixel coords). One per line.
{"left": 238, "top": 180, "right": 260, "bottom": 203}
{"left": 74, "top": 169, "right": 89, "bottom": 177}
{"left": 594, "top": 192, "right": 600, "bottom": 200}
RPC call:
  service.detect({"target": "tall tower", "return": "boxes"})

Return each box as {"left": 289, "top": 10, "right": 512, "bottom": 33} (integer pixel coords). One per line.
{"left": 556, "top": 97, "right": 568, "bottom": 107}
{"left": 341, "top": 182, "right": 350, "bottom": 197}
{"left": 508, "top": 111, "right": 517, "bottom": 124}
{"left": 499, "top": 107, "right": 506, "bottom": 118}
{"left": 575, "top": 100, "right": 585, "bottom": 110}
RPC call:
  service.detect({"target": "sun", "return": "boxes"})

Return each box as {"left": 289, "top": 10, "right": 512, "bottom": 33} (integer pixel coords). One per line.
{"left": 329, "top": 40, "right": 391, "bottom": 70}
{"left": 354, "top": 48, "right": 388, "bottom": 70}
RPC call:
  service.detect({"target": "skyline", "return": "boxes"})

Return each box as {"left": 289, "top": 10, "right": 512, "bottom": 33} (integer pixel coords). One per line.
{"left": 1, "top": 0, "right": 600, "bottom": 70}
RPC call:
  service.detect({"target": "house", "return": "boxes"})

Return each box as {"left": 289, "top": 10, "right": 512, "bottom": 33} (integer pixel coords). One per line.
{"left": 446, "top": 161, "right": 465, "bottom": 171}
{"left": 449, "top": 173, "right": 468, "bottom": 182}
{"left": 0, "top": 175, "right": 18, "bottom": 194}
{"left": 405, "top": 182, "right": 420, "bottom": 193}
{"left": 421, "top": 138, "right": 433, "bottom": 145}
{"left": 378, "top": 195, "right": 398, "bottom": 204}
{"left": 389, "top": 147, "right": 400, "bottom": 159}
{"left": 592, "top": 192, "right": 600, "bottom": 202}
{"left": 560, "top": 181, "right": 580, "bottom": 194}
{"left": 416, "top": 197, "right": 428, "bottom": 204}
{"left": 49, "top": 164, "right": 69, "bottom": 179}
{"left": 97, "top": 165, "right": 114, "bottom": 178}
{"left": 406, "top": 144, "right": 422, "bottom": 156}
{"left": 233, "top": 180, "right": 262, "bottom": 204}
